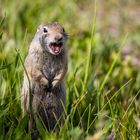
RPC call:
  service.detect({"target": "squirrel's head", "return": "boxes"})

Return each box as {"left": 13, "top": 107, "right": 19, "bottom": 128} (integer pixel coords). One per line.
{"left": 36, "top": 22, "right": 68, "bottom": 55}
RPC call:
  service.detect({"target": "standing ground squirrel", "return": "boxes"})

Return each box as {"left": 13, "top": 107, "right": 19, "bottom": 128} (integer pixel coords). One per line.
{"left": 21, "top": 22, "right": 68, "bottom": 132}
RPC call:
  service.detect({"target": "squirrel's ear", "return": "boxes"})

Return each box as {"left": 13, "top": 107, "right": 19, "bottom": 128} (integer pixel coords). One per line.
{"left": 37, "top": 24, "right": 43, "bottom": 32}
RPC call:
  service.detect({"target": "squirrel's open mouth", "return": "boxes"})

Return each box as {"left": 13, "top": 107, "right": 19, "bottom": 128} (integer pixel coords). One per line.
{"left": 49, "top": 42, "right": 63, "bottom": 53}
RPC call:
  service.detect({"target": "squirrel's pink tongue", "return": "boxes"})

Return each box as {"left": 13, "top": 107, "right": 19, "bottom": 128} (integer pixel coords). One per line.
{"left": 51, "top": 44, "right": 60, "bottom": 53}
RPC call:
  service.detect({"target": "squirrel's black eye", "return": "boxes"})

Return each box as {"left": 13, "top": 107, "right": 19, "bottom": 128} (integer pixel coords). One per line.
{"left": 43, "top": 28, "right": 48, "bottom": 33}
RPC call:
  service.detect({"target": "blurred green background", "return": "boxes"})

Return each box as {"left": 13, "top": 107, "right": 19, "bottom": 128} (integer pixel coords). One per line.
{"left": 0, "top": 0, "right": 140, "bottom": 139}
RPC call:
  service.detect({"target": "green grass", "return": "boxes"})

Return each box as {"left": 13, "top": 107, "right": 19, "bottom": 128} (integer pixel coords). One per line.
{"left": 0, "top": 0, "right": 140, "bottom": 140}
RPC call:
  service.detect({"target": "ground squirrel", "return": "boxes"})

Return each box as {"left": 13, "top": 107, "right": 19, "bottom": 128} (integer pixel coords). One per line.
{"left": 21, "top": 22, "right": 68, "bottom": 132}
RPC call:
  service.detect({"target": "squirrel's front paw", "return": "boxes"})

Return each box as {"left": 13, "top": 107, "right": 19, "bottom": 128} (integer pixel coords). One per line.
{"left": 40, "top": 77, "right": 49, "bottom": 86}
{"left": 52, "top": 80, "right": 59, "bottom": 88}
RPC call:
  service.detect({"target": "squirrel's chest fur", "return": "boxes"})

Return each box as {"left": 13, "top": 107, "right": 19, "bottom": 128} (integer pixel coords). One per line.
{"left": 42, "top": 54, "right": 64, "bottom": 83}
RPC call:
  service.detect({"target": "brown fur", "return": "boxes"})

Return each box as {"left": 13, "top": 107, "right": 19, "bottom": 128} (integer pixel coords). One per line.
{"left": 21, "top": 22, "right": 67, "bottom": 132}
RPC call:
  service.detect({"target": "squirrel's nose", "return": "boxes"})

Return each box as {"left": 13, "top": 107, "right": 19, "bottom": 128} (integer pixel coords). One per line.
{"left": 55, "top": 35, "right": 63, "bottom": 42}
